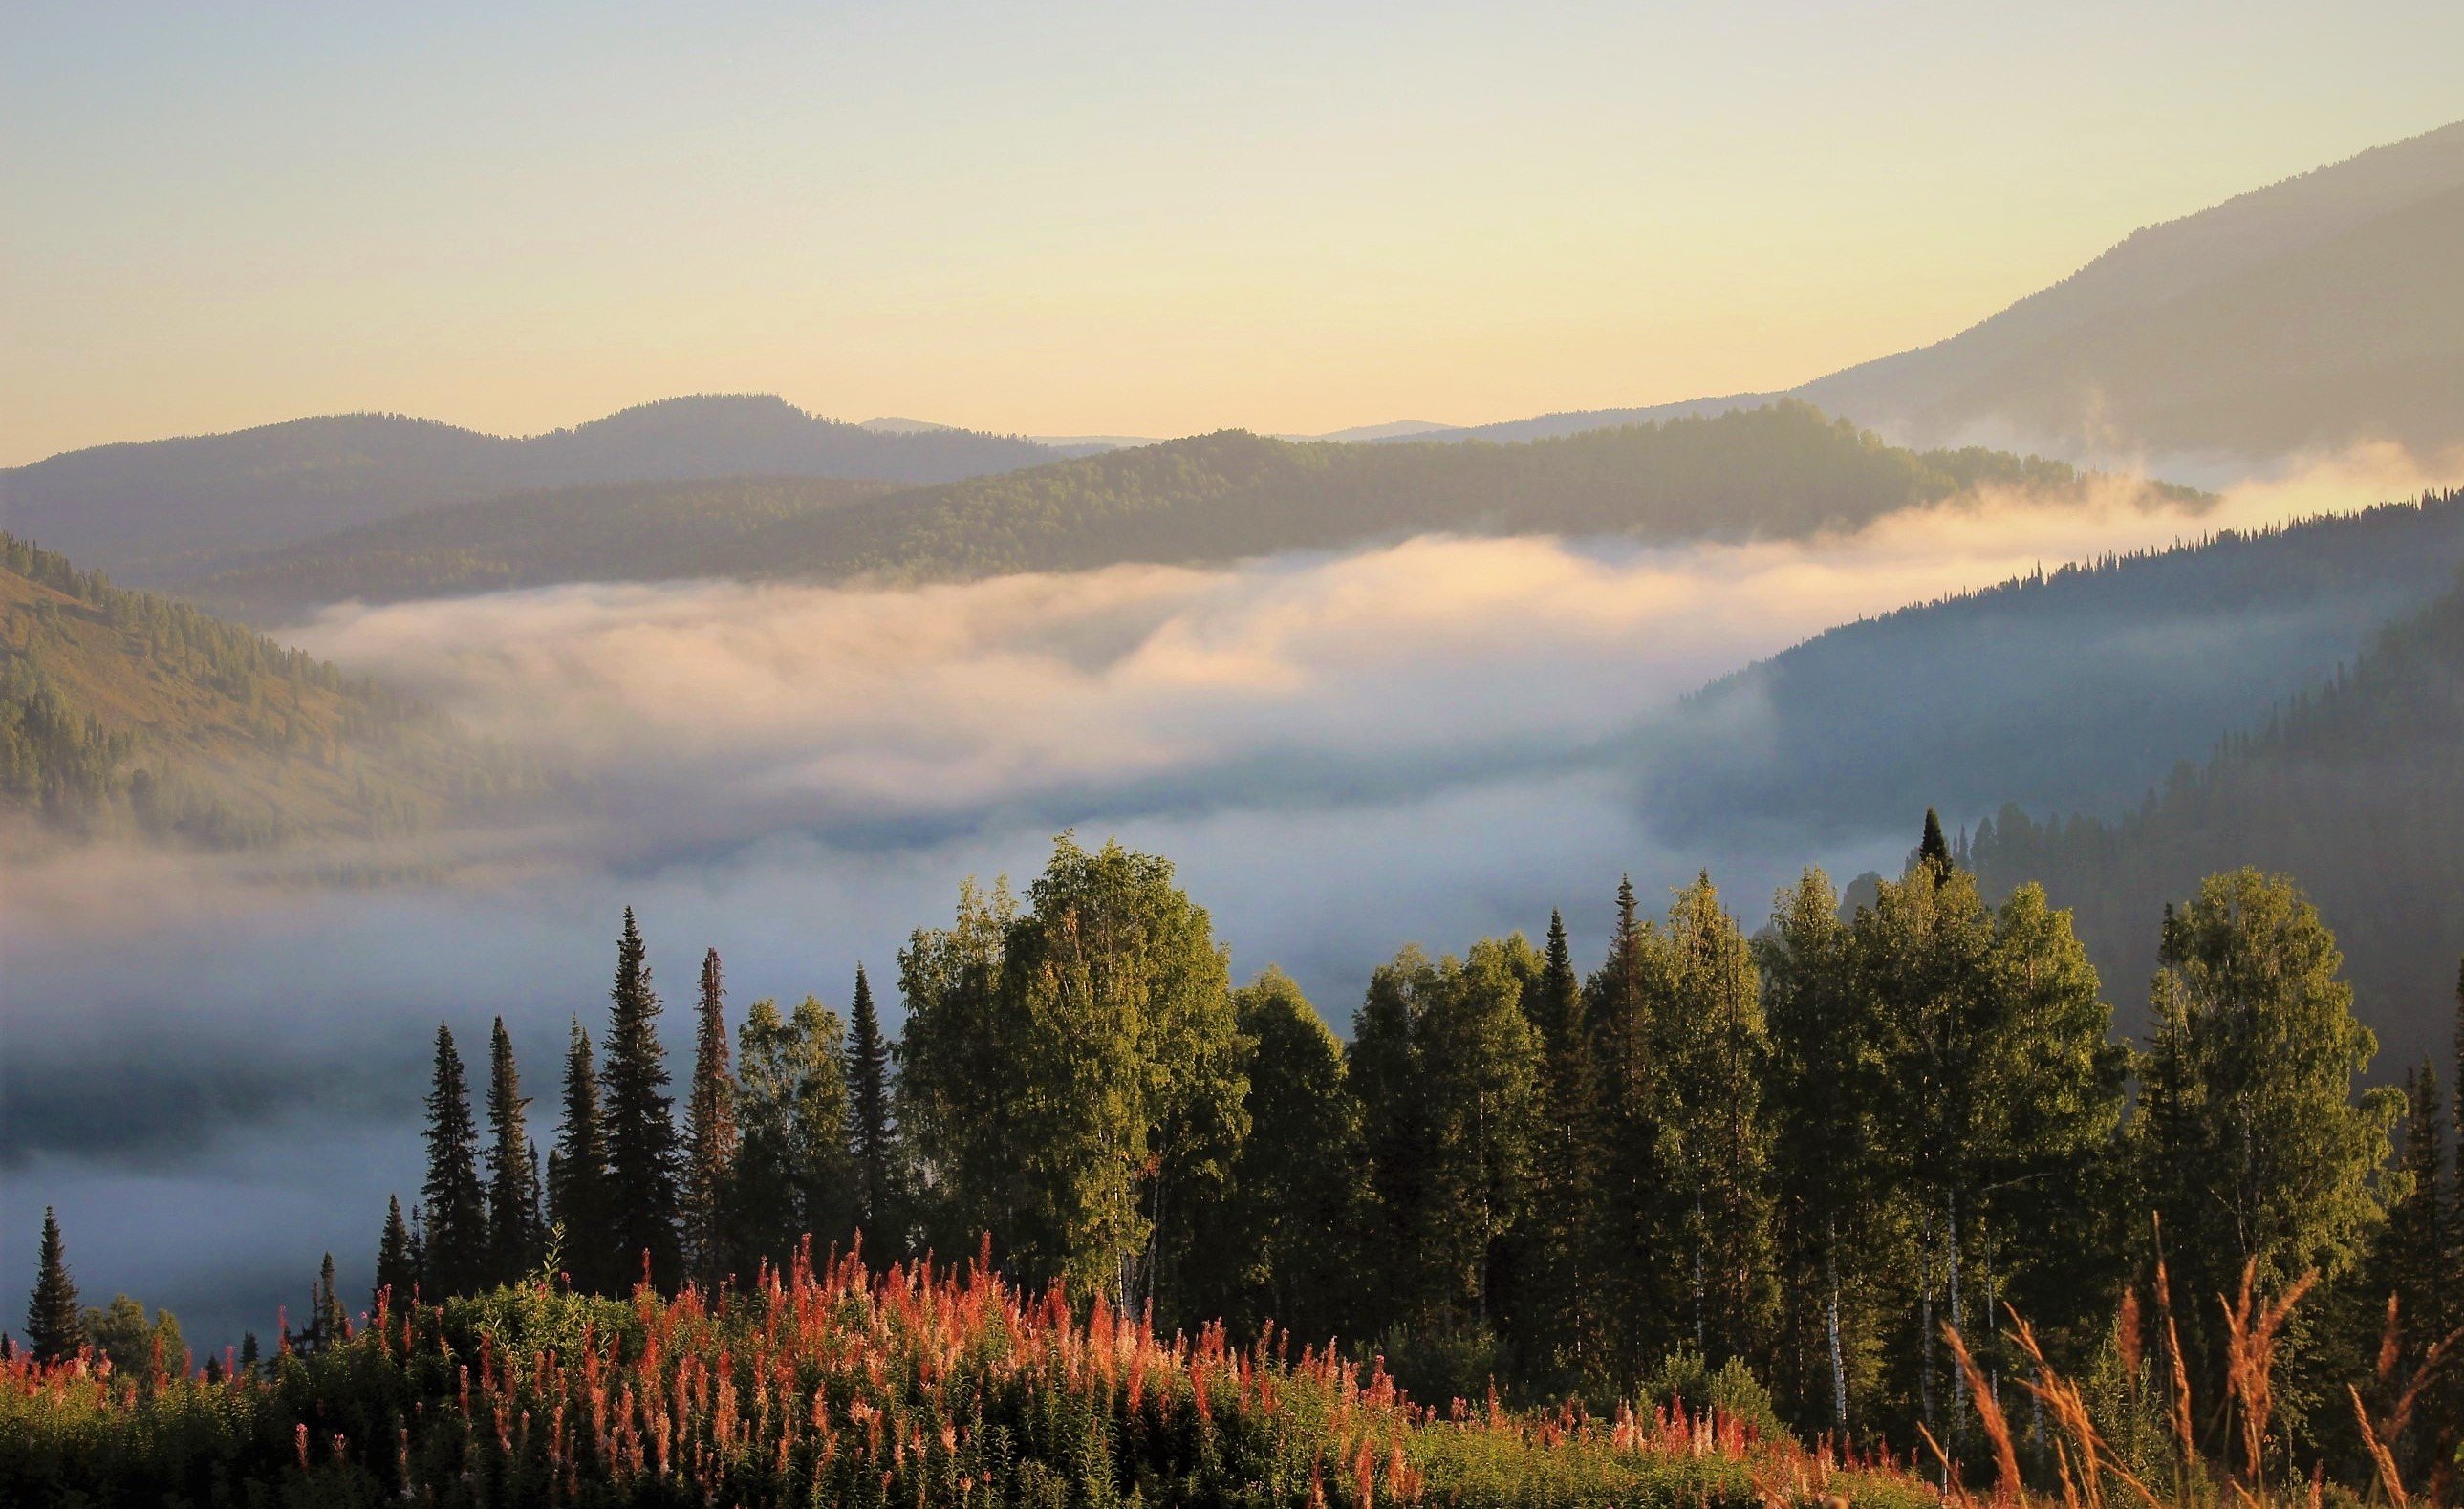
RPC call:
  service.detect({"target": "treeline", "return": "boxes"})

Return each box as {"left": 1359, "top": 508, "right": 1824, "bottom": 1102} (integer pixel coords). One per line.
{"left": 0, "top": 532, "right": 539, "bottom": 846}
{"left": 343, "top": 827, "right": 2459, "bottom": 1483}
{"left": 195, "top": 402, "right": 2178, "bottom": 614}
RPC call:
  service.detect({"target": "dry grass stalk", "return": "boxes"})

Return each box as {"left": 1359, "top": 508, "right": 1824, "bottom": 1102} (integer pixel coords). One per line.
{"left": 2001, "top": 1306, "right": 2165, "bottom": 1509}
{"left": 2219, "top": 1261, "right": 2317, "bottom": 1486}
{"left": 1943, "top": 1324, "right": 2023, "bottom": 1504}
{"left": 2347, "top": 1385, "right": 2409, "bottom": 1509}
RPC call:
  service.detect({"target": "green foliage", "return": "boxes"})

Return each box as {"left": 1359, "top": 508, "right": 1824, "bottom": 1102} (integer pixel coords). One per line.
{"left": 898, "top": 835, "right": 1245, "bottom": 1315}
{"left": 731, "top": 993, "right": 856, "bottom": 1273}
{"left": 420, "top": 1024, "right": 490, "bottom": 1299}
{"left": 548, "top": 1019, "right": 617, "bottom": 1295}
{"left": 22, "top": 1210, "right": 79, "bottom": 1366}
{"left": 680, "top": 949, "right": 738, "bottom": 1290}
{"left": 1185, "top": 967, "right": 1369, "bottom": 1347}
{"left": 843, "top": 962, "right": 899, "bottom": 1244}
{"left": 1637, "top": 1349, "right": 1787, "bottom": 1444}
{"left": 601, "top": 909, "right": 683, "bottom": 1290}
{"left": 77, "top": 1296, "right": 184, "bottom": 1382}
{"left": 483, "top": 1017, "right": 542, "bottom": 1287}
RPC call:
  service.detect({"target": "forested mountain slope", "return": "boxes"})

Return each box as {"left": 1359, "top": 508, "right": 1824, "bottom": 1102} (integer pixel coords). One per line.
{"left": 189, "top": 475, "right": 896, "bottom": 613}
{"left": 0, "top": 536, "right": 530, "bottom": 848}
{"left": 1965, "top": 565, "right": 2464, "bottom": 1071}
{"left": 196, "top": 403, "right": 2139, "bottom": 615}
{"left": 1637, "top": 489, "right": 2464, "bottom": 851}
{"left": 0, "top": 395, "right": 1067, "bottom": 578}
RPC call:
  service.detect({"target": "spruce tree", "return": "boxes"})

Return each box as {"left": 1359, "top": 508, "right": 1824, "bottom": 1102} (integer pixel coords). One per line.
{"left": 307, "top": 1254, "right": 345, "bottom": 1352}
{"left": 682, "top": 947, "right": 739, "bottom": 1289}
{"left": 1523, "top": 909, "right": 1603, "bottom": 1390}
{"left": 1584, "top": 873, "right": 1671, "bottom": 1389}
{"left": 374, "top": 1195, "right": 421, "bottom": 1308}
{"left": 550, "top": 1018, "right": 616, "bottom": 1293}
{"left": 485, "top": 1018, "right": 541, "bottom": 1285}
{"left": 23, "top": 1207, "right": 80, "bottom": 1363}
{"left": 845, "top": 962, "right": 898, "bottom": 1244}
{"left": 601, "top": 909, "right": 682, "bottom": 1289}
{"left": 1916, "top": 807, "right": 1952, "bottom": 876}
{"left": 421, "top": 1022, "right": 490, "bottom": 1297}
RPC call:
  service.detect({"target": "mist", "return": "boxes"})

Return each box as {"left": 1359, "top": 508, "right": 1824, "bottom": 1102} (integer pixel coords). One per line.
{"left": 2, "top": 446, "right": 2441, "bottom": 1346}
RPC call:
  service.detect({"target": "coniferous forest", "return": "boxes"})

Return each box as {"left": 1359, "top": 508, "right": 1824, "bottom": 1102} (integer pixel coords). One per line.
{"left": 8, "top": 825, "right": 2458, "bottom": 1506}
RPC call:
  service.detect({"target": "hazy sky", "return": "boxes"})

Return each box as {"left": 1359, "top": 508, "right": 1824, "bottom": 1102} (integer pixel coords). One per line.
{"left": 5, "top": 1, "right": 2460, "bottom": 463}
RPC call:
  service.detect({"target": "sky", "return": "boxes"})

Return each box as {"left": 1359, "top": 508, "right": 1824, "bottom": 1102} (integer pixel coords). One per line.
{"left": 6, "top": 1, "right": 2462, "bottom": 464}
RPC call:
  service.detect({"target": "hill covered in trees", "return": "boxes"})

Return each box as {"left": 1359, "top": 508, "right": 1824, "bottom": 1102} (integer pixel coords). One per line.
{"left": 1640, "top": 489, "right": 2464, "bottom": 846}
{"left": 0, "top": 396, "right": 1073, "bottom": 579}
{"left": 1967, "top": 554, "right": 2464, "bottom": 1072}
{"left": 0, "top": 535, "right": 532, "bottom": 847}
{"left": 182, "top": 475, "right": 898, "bottom": 611}
{"left": 194, "top": 404, "right": 2147, "bottom": 615}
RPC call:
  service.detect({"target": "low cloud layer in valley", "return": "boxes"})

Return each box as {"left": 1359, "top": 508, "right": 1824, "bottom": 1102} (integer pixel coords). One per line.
{"left": 4, "top": 442, "right": 2448, "bottom": 1345}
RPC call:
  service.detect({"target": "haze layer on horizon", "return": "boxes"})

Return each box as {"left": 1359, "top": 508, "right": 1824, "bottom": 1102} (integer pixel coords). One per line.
{"left": 7, "top": 0, "right": 2461, "bottom": 465}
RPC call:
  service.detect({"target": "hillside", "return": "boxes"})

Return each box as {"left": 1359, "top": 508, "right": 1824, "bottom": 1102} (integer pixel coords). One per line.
{"left": 1422, "top": 119, "right": 2464, "bottom": 461}
{"left": 190, "top": 475, "right": 897, "bottom": 612}
{"left": 0, "top": 535, "right": 531, "bottom": 848}
{"left": 1635, "top": 488, "right": 2464, "bottom": 848}
{"left": 1966, "top": 561, "right": 2464, "bottom": 1073}
{"left": 196, "top": 403, "right": 2140, "bottom": 615}
{"left": 0, "top": 395, "right": 1067, "bottom": 579}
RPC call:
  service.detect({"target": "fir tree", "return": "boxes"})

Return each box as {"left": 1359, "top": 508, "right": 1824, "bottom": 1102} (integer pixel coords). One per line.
{"left": 305, "top": 1254, "right": 345, "bottom": 1352}
{"left": 549, "top": 1018, "right": 616, "bottom": 1293}
{"left": 1585, "top": 873, "right": 1671, "bottom": 1389}
{"left": 682, "top": 947, "right": 739, "bottom": 1289}
{"left": 23, "top": 1207, "right": 80, "bottom": 1363}
{"left": 1916, "top": 807, "right": 1952, "bottom": 876}
{"left": 1522, "top": 909, "right": 1603, "bottom": 1390}
{"left": 421, "top": 1022, "right": 490, "bottom": 1297}
{"left": 601, "top": 909, "right": 682, "bottom": 1289}
{"left": 374, "top": 1195, "right": 421, "bottom": 1308}
{"left": 844, "top": 962, "right": 897, "bottom": 1244}
{"left": 485, "top": 1018, "right": 541, "bottom": 1285}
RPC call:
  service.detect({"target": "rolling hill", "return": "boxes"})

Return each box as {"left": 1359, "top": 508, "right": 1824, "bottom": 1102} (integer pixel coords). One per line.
{"left": 0, "top": 395, "right": 1070, "bottom": 580}
{"left": 0, "top": 535, "right": 533, "bottom": 848}
{"left": 1964, "top": 548, "right": 2464, "bottom": 1074}
{"left": 194, "top": 403, "right": 2153, "bottom": 617}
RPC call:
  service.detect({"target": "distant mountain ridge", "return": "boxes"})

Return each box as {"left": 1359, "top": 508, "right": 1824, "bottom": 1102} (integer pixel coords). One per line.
{"left": 0, "top": 395, "right": 1070, "bottom": 578}
{"left": 1416, "top": 119, "right": 2464, "bottom": 461}
{"left": 192, "top": 403, "right": 2151, "bottom": 618}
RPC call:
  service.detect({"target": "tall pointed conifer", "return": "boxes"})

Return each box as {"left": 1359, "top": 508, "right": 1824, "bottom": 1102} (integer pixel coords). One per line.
{"left": 682, "top": 947, "right": 739, "bottom": 1288}
{"left": 23, "top": 1208, "right": 80, "bottom": 1363}
{"left": 374, "top": 1195, "right": 421, "bottom": 1308}
{"left": 845, "top": 963, "right": 897, "bottom": 1244}
{"left": 421, "top": 1023, "right": 489, "bottom": 1296}
{"left": 601, "top": 909, "right": 681, "bottom": 1288}
{"left": 485, "top": 1018, "right": 540, "bottom": 1284}
{"left": 550, "top": 1019, "right": 616, "bottom": 1292}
